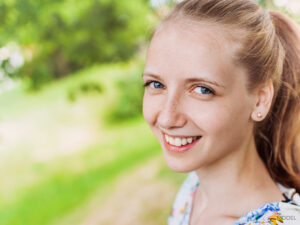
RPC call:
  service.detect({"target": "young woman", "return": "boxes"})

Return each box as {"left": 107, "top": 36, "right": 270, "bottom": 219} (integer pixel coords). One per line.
{"left": 142, "top": 0, "right": 300, "bottom": 224}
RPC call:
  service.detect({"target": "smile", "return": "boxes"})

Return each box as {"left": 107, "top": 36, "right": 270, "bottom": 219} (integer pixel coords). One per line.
{"left": 163, "top": 133, "right": 202, "bottom": 153}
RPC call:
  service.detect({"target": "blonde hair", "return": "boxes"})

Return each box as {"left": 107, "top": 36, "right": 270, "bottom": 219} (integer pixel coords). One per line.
{"left": 155, "top": 0, "right": 300, "bottom": 191}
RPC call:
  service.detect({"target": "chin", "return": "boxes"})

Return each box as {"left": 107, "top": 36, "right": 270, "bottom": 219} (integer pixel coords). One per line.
{"left": 162, "top": 152, "right": 201, "bottom": 173}
{"left": 166, "top": 164, "right": 194, "bottom": 173}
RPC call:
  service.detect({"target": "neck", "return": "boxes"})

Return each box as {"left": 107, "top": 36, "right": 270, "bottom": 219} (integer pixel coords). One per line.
{"left": 194, "top": 134, "right": 280, "bottom": 214}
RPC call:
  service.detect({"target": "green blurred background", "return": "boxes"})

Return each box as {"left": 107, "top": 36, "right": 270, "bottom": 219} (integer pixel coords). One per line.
{"left": 0, "top": 0, "right": 298, "bottom": 224}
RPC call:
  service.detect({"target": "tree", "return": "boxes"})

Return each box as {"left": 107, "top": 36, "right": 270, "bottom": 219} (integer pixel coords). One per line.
{"left": 0, "top": 0, "right": 158, "bottom": 89}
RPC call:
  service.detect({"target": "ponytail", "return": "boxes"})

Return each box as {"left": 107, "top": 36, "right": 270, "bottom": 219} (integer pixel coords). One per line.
{"left": 255, "top": 10, "right": 300, "bottom": 192}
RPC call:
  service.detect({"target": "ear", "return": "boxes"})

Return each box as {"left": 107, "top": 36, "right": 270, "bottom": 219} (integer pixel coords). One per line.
{"left": 251, "top": 80, "right": 274, "bottom": 122}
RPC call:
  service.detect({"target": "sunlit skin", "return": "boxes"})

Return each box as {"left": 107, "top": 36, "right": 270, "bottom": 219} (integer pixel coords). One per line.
{"left": 142, "top": 20, "right": 285, "bottom": 224}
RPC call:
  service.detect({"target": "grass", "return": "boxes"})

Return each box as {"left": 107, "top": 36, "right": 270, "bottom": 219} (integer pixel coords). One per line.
{"left": 0, "top": 58, "right": 163, "bottom": 225}
{"left": 0, "top": 146, "right": 160, "bottom": 225}
{"left": 0, "top": 116, "right": 161, "bottom": 225}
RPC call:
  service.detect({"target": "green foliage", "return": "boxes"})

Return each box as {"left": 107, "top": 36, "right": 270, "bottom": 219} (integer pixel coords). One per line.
{"left": 67, "top": 81, "right": 103, "bottom": 102}
{"left": 0, "top": 0, "right": 157, "bottom": 89}
{"left": 0, "top": 60, "right": 142, "bottom": 120}
{"left": 104, "top": 61, "right": 145, "bottom": 125}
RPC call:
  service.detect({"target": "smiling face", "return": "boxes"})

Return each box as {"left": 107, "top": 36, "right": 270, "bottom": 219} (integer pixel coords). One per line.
{"left": 142, "top": 20, "right": 257, "bottom": 172}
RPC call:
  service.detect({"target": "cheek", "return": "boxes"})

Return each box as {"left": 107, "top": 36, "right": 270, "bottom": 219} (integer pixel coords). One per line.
{"left": 189, "top": 99, "right": 251, "bottom": 138}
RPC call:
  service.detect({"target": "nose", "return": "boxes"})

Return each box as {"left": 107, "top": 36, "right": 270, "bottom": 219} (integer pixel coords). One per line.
{"left": 157, "top": 95, "right": 187, "bottom": 130}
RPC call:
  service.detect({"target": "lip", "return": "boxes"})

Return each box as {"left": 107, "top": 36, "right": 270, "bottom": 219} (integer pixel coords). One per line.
{"left": 162, "top": 132, "right": 201, "bottom": 153}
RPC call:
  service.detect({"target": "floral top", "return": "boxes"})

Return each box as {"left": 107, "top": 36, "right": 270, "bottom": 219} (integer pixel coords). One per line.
{"left": 168, "top": 171, "right": 300, "bottom": 225}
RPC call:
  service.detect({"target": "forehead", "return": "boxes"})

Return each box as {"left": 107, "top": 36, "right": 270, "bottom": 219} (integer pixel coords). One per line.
{"left": 145, "top": 19, "right": 244, "bottom": 84}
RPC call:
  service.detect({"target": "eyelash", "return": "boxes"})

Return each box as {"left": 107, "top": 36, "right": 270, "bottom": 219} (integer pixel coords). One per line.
{"left": 143, "top": 81, "right": 164, "bottom": 89}
{"left": 143, "top": 80, "right": 215, "bottom": 95}
{"left": 194, "top": 86, "right": 215, "bottom": 95}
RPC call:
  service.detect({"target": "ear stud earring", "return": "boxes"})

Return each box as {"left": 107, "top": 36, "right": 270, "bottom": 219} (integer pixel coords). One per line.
{"left": 257, "top": 112, "right": 263, "bottom": 118}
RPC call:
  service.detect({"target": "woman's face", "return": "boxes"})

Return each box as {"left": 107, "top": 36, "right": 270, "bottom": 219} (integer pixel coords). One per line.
{"left": 142, "top": 20, "right": 257, "bottom": 172}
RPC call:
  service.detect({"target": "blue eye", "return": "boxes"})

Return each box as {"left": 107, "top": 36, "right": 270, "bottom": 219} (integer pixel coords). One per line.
{"left": 194, "top": 86, "right": 214, "bottom": 95}
{"left": 144, "top": 81, "right": 164, "bottom": 89}
{"left": 151, "top": 81, "right": 164, "bottom": 89}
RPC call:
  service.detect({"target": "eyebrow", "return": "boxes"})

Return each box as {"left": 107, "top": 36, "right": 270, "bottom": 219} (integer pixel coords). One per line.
{"left": 142, "top": 73, "right": 226, "bottom": 88}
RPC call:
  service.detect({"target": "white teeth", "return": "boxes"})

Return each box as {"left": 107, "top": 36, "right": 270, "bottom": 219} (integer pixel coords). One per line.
{"left": 169, "top": 136, "right": 175, "bottom": 145}
{"left": 174, "top": 138, "right": 181, "bottom": 146}
{"left": 181, "top": 138, "right": 187, "bottom": 145}
{"left": 165, "top": 134, "right": 199, "bottom": 146}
